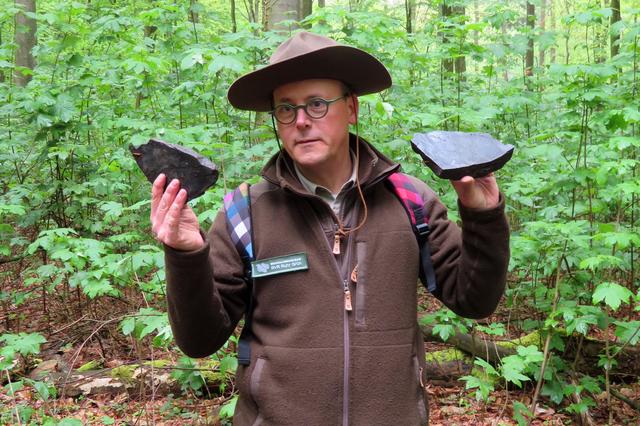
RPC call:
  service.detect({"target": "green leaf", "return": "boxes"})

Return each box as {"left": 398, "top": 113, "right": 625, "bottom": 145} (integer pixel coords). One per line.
{"left": 180, "top": 52, "right": 204, "bottom": 70}
{"left": 101, "top": 416, "right": 116, "bottom": 425}
{"left": 473, "top": 358, "right": 499, "bottom": 377}
{"left": 82, "top": 278, "right": 117, "bottom": 299}
{"left": 219, "top": 395, "right": 238, "bottom": 419}
{"left": 219, "top": 355, "right": 238, "bottom": 374}
{"left": 516, "top": 345, "right": 544, "bottom": 363}
{"left": 100, "top": 201, "right": 124, "bottom": 219}
{"left": 58, "top": 419, "right": 84, "bottom": 426}
{"left": 4, "top": 380, "right": 24, "bottom": 396}
{"left": 53, "top": 94, "right": 76, "bottom": 123}
{"left": 500, "top": 355, "right": 530, "bottom": 387}
{"left": 121, "top": 317, "right": 136, "bottom": 336}
{"left": 614, "top": 321, "right": 640, "bottom": 346}
{"left": 512, "top": 401, "right": 533, "bottom": 426}
{"left": 208, "top": 55, "right": 244, "bottom": 74}
{"left": 460, "top": 374, "right": 494, "bottom": 401}
{"left": 541, "top": 379, "right": 565, "bottom": 404}
{"left": 432, "top": 323, "right": 455, "bottom": 341}
{"left": 592, "top": 282, "right": 633, "bottom": 310}
{"left": 31, "top": 380, "right": 56, "bottom": 401}
{"left": 0, "top": 332, "right": 46, "bottom": 357}
{"left": 0, "top": 204, "right": 27, "bottom": 216}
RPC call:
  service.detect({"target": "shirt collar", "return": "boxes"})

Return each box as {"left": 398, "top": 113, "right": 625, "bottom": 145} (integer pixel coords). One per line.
{"left": 294, "top": 151, "right": 357, "bottom": 199}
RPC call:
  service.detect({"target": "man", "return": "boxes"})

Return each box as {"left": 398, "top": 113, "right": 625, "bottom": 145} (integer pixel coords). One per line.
{"left": 151, "top": 32, "right": 509, "bottom": 425}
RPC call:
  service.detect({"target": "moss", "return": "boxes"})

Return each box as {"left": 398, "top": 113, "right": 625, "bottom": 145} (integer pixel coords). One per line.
{"left": 495, "top": 330, "right": 544, "bottom": 350}
{"left": 111, "top": 365, "right": 137, "bottom": 384}
{"left": 198, "top": 359, "right": 226, "bottom": 384}
{"left": 425, "top": 347, "right": 470, "bottom": 363}
{"left": 77, "top": 360, "right": 101, "bottom": 372}
{"left": 143, "top": 359, "right": 170, "bottom": 368}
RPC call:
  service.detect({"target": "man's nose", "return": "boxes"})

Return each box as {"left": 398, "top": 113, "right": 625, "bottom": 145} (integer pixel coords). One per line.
{"left": 294, "top": 107, "right": 310, "bottom": 128}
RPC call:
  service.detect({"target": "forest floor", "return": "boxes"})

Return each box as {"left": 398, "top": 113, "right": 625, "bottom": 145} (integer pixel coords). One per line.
{"left": 1, "top": 260, "right": 639, "bottom": 425}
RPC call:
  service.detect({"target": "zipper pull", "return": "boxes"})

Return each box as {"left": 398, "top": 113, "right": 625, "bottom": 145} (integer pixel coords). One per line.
{"left": 343, "top": 280, "right": 353, "bottom": 311}
{"left": 333, "top": 232, "right": 341, "bottom": 255}
{"left": 350, "top": 264, "right": 358, "bottom": 283}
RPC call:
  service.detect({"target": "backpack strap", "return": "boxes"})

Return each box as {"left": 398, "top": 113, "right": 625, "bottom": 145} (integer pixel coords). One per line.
{"left": 223, "top": 182, "right": 255, "bottom": 365}
{"left": 386, "top": 172, "right": 438, "bottom": 294}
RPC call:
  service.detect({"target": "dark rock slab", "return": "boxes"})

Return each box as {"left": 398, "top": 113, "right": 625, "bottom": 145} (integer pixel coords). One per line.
{"left": 129, "top": 139, "right": 219, "bottom": 201}
{"left": 411, "top": 131, "right": 514, "bottom": 180}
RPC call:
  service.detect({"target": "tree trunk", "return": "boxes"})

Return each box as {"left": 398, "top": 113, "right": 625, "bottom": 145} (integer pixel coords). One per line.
{"left": 266, "top": 0, "right": 299, "bottom": 31}
{"left": 441, "top": 1, "right": 454, "bottom": 74}
{"left": 405, "top": 0, "right": 415, "bottom": 34}
{"left": 539, "top": 0, "right": 546, "bottom": 67}
{"left": 473, "top": 0, "right": 479, "bottom": 47}
{"left": 0, "top": 28, "right": 5, "bottom": 83}
{"left": 14, "top": 0, "right": 37, "bottom": 87}
{"left": 550, "top": 0, "right": 556, "bottom": 63}
{"left": 230, "top": 0, "right": 237, "bottom": 32}
{"left": 611, "top": 0, "right": 621, "bottom": 58}
{"left": 300, "top": 0, "right": 312, "bottom": 21}
{"left": 189, "top": 0, "right": 199, "bottom": 23}
{"left": 525, "top": 1, "right": 535, "bottom": 76}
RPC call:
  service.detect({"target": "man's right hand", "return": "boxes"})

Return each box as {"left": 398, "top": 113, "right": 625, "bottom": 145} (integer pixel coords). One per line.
{"left": 151, "top": 174, "right": 205, "bottom": 251}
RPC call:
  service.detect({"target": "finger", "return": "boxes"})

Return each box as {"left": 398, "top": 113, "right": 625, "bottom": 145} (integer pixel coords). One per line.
{"left": 155, "top": 179, "right": 181, "bottom": 230}
{"left": 163, "top": 189, "right": 188, "bottom": 242}
{"left": 151, "top": 174, "right": 166, "bottom": 220}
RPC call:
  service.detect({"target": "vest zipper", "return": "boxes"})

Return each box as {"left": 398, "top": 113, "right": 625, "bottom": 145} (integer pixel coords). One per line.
{"left": 343, "top": 279, "right": 353, "bottom": 311}
{"left": 321, "top": 220, "right": 354, "bottom": 426}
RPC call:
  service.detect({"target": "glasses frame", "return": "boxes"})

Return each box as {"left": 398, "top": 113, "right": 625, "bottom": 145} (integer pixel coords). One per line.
{"left": 270, "top": 95, "right": 348, "bottom": 125}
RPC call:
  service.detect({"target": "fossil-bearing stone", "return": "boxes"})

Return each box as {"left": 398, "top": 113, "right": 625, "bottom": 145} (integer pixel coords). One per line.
{"left": 411, "top": 131, "right": 514, "bottom": 180}
{"left": 129, "top": 139, "right": 219, "bottom": 201}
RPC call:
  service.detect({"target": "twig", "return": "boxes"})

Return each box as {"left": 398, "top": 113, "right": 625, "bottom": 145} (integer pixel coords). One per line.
{"left": 51, "top": 313, "right": 90, "bottom": 335}
{"left": 57, "top": 315, "right": 126, "bottom": 402}
{"left": 0, "top": 254, "right": 29, "bottom": 265}
{"left": 610, "top": 388, "right": 640, "bottom": 412}
{"left": 5, "top": 369, "right": 23, "bottom": 426}
{"left": 528, "top": 250, "right": 566, "bottom": 425}
{"left": 569, "top": 374, "right": 594, "bottom": 426}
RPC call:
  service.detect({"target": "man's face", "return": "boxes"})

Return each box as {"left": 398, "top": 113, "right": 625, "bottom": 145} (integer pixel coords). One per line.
{"left": 273, "top": 79, "right": 357, "bottom": 173}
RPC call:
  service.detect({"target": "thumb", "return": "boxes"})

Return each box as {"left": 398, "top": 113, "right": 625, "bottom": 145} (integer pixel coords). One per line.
{"left": 451, "top": 176, "right": 485, "bottom": 209}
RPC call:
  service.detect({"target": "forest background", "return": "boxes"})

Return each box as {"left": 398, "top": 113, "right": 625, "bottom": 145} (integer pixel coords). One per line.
{"left": 1, "top": 0, "right": 639, "bottom": 424}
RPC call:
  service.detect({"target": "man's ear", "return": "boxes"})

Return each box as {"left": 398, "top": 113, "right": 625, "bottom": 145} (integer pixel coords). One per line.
{"left": 348, "top": 94, "right": 359, "bottom": 125}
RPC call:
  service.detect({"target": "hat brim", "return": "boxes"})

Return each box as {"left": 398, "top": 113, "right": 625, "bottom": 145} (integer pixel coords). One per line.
{"left": 227, "top": 45, "right": 392, "bottom": 112}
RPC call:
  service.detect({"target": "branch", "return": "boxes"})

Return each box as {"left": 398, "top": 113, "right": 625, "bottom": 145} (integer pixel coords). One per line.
{"left": 0, "top": 254, "right": 29, "bottom": 265}
{"left": 610, "top": 388, "right": 640, "bottom": 412}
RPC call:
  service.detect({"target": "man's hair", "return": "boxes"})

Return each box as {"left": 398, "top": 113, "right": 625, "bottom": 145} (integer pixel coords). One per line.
{"left": 340, "top": 81, "right": 352, "bottom": 96}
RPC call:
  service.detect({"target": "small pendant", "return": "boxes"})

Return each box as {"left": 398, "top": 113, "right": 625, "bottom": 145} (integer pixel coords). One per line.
{"left": 350, "top": 264, "right": 358, "bottom": 283}
{"left": 344, "top": 289, "right": 353, "bottom": 311}
{"left": 333, "top": 233, "right": 341, "bottom": 255}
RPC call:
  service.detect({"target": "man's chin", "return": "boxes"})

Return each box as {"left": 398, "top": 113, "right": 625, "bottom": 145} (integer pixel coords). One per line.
{"left": 292, "top": 155, "right": 328, "bottom": 170}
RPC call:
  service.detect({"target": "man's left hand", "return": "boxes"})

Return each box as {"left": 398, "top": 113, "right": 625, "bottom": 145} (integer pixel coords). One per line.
{"left": 451, "top": 173, "right": 500, "bottom": 209}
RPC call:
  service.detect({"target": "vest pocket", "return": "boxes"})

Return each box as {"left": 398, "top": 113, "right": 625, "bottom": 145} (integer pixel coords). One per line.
{"left": 249, "top": 356, "right": 266, "bottom": 423}
{"left": 355, "top": 241, "right": 367, "bottom": 328}
{"left": 413, "top": 355, "right": 428, "bottom": 425}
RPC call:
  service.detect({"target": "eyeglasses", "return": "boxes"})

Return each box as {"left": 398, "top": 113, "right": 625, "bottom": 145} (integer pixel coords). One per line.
{"left": 271, "top": 95, "right": 348, "bottom": 125}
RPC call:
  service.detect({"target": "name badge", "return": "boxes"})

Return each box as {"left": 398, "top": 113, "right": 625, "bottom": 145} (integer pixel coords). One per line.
{"left": 251, "top": 252, "right": 309, "bottom": 278}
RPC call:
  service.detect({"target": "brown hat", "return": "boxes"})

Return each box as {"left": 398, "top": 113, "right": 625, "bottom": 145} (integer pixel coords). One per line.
{"left": 227, "top": 31, "right": 392, "bottom": 112}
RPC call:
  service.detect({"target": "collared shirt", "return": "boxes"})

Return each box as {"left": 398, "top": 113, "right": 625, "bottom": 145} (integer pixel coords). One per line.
{"left": 294, "top": 154, "right": 357, "bottom": 216}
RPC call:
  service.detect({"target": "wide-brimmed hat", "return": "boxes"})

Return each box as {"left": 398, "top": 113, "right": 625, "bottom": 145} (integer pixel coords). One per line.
{"left": 227, "top": 31, "right": 392, "bottom": 112}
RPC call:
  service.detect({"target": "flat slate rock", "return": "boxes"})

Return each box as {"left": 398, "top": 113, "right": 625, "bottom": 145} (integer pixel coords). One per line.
{"left": 129, "top": 139, "right": 219, "bottom": 201}
{"left": 411, "top": 131, "right": 514, "bottom": 180}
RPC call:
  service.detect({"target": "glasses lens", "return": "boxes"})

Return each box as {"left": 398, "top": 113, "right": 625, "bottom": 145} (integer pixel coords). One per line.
{"left": 306, "top": 99, "right": 328, "bottom": 118}
{"left": 274, "top": 105, "right": 295, "bottom": 123}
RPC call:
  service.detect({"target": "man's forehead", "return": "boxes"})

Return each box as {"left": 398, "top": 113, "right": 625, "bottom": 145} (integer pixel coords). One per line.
{"left": 273, "top": 78, "right": 345, "bottom": 100}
